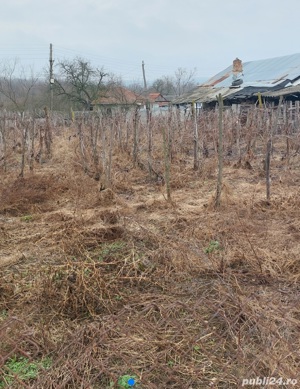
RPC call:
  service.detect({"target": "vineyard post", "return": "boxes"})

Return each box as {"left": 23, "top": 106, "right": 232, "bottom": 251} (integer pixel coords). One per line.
{"left": 215, "top": 93, "right": 224, "bottom": 208}
{"left": 162, "top": 126, "right": 171, "bottom": 202}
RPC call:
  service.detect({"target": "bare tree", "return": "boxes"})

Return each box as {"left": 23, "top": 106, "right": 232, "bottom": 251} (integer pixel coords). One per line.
{"left": 152, "top": 76, "right": 174, "bottom": 95}
{"left": 127, "top": 81, "right": 144, "bottom": 95}
{"left": 174, "top": 67, "right": 197, "bottom": 97}
{"left": 151, "top": 68, "right": 197, "bottom": 97}
{"left": 53, "top": 57, "right": 108, "bottom": 110}
{"left": 0, "top": 59, "right": 39, "bottom": 113}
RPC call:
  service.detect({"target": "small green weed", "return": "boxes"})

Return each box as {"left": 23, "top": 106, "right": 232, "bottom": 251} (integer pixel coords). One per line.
{"left": 117, "top": 374, "right": 137, "bottom": 388}
{"left": 52, "top": 270, "right": 64, "bottom": 281}
{"left": 204, "top": 240, "right": 221, "bottom": 254}
{"left": 84, "top": 268, "right": 92, "bottom": 276}
{"left": 0, "top": 356, "right": 52, "bottom": 388}
{"left": 20, "top": 215, "right": 33, "bottom": 223}
{"left": 0, "top": 310, "right": 8, "bottom": 320}
{"left": 98, "top": 241, "right": 126, "bottom": 261}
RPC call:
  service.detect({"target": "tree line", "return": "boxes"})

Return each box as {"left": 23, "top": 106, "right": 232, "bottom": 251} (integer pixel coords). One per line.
{"left": 0, "top": 57, "right": 197, "bottom": 114}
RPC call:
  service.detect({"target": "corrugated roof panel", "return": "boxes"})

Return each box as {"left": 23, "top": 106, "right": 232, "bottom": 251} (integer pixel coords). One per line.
{"left": 172, "top": 53, "right": 300, "bottom": 105}
{"left": 202, "top": 66, "right": 233, "bottom": 87}
{"left": 172, "top": 86, "right": 238, "bottom": 104}
{"left": 261, "top": 84, "right": 300, "bottom": 98}
{"left": 201, "top": 53, "right": 300, "bottom": 88}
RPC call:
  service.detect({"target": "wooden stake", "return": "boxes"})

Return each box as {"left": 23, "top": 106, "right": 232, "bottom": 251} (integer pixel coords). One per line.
{"left": 215, "top": 94, "right": 223, "bottom": 208}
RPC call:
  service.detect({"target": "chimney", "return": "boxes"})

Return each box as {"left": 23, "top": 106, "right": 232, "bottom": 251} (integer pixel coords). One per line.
{"left": 233, "top": 58, "right": 243, "bottom": 74}
{"left": 230, "top": 58, "right": 243, "bottom": 88}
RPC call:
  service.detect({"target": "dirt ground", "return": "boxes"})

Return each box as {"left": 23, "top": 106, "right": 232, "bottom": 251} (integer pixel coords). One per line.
{"left": 0, "top": 129, "right": 299, "bottom": 388}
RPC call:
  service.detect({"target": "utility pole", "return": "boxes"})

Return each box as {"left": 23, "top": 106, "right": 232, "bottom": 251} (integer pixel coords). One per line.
{"left": 49, "top": 43, "right": 54, "bottom": 110}
{"left": 142, "top": 60, "right": 147, "bottom": 90}
{"left": 142, "top": 61, "right": 151, "bottom": 122}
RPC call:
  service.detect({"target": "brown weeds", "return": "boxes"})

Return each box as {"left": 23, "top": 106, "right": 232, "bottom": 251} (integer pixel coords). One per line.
{"left": 0, "top": 114, "right": 299, "bottom": 388}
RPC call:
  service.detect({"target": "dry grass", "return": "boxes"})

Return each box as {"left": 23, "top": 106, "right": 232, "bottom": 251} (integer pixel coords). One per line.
{"left": 0, "top": 118, "right": 299, "bottom": 388}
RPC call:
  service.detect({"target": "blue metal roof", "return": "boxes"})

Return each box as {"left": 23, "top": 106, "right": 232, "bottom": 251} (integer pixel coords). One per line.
{"left": 202, "top": 53, "right": 300, "bottom": 88}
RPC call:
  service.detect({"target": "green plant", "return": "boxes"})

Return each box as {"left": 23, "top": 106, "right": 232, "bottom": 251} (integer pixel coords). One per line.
{"left": 84, "top": 268, "right": 92, "bottom": 276}
{"left": 40, "top": 357, "right": 52, "bottom": 369}
{"left": 20, "top": 215, "right": 33, "bottom": 222}
{"left": 98, "top": 241, "right": 125, "bottom": 261}
{"left": 0, "top": 356, "right": 52, "bottom": 387}
{"left": 204, "top": 240, "right": 221, "bottom": 254}
{"left": 117, "top": 374, "right": 137, "bottom": 388}
{"left": 0, "top": 310, "right": 8, "bottom": 320}
{"left": 52, "top": 270, "right": 64, "bottom": 281}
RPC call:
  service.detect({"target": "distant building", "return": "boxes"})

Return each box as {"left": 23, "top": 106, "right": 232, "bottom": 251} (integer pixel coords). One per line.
{"left": 93, "top": 86, "right": 144, "bottom": 114}
{"left": 147, "top": 92, "right": 170, "bottom": 109}
{"left": 173, "top": 53, "right": 300, "bottom": 108}
{"left": 93, "top": 87, "right": 171, "bottom": 117}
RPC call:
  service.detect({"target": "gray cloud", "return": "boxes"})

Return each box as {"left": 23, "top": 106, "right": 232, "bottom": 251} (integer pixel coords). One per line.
{"left": 1, "top": 0, "right": 300, "bottom": 83}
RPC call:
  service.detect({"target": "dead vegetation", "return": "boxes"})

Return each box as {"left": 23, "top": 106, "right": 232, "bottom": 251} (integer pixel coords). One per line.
{"left": 0, "top": 107, "right": 299, "bottom": 388}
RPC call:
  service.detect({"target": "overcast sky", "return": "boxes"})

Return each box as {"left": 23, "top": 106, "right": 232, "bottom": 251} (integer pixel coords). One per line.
{"left": 1, "top": 0, "right": 300, "bottom": 84}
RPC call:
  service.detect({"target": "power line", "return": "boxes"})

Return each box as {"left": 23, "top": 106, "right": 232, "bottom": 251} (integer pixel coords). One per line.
{"left": 0, "top": 44, "right": 209, "bottom": 83}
